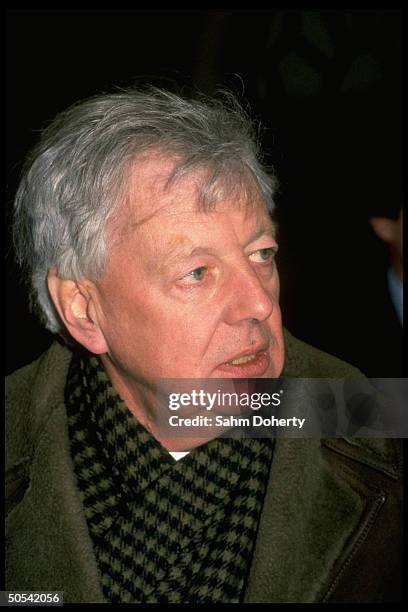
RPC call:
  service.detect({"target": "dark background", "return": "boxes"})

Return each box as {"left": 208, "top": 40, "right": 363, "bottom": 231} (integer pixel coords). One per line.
{"left": 5, "top": 9, "right": 403, "bottom": 376}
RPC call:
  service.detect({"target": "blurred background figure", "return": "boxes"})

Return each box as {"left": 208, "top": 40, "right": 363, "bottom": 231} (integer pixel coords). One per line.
{"left": 370, "top": 207, "right": 403, "bottom": 327}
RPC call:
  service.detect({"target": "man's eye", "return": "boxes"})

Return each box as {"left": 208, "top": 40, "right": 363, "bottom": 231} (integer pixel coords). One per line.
{"left": 181, "top": 266, "right": 207, "bottom": 284}
{"left": 249, "top": 248, "right": 276, "bottom": 263}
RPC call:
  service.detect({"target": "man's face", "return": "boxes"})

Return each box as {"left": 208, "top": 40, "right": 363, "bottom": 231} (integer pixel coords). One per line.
{"left": 91, "top": 156, "right": 284, "bottom": 395}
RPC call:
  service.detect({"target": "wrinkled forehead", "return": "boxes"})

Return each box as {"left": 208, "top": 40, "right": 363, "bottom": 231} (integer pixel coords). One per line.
{"left": 120, "top": 151, "right": 271, "bottom": 228}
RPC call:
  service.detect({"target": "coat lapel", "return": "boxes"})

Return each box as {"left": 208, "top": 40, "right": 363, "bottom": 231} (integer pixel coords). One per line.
{"left": 5, "top": 404, "right": 106, "bottom": 603}
{"left": 244, "top": 436, "right": 393, "bottom": 602}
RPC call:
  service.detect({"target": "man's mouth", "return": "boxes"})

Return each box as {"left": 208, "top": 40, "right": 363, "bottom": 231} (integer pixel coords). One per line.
{"left": 215, "top": 348, "right": 270, "bottom": 377}
{"left": 227, "top": 352, "right": 261, "bottom": 365}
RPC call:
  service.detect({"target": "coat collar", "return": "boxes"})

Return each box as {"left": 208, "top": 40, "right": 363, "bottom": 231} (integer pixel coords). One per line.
{"left": 243, "top": 435, "right": 399, "bottom": 602}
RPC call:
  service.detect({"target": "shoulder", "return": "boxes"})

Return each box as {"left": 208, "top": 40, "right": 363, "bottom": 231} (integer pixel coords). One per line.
{"left": 5, "top": 341, "right": 73, "bottom": 469}
{"left": 282, "top": 328, "right": 364, "bottom": 378}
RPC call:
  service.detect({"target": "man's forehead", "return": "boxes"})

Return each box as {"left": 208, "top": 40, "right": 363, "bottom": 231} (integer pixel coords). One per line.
{"left": 128, "top": 194, "right": 275, "bottom": 255}
{"left": 163, "top": 211, "right": 275, "bottom": 247}
{"left": 123, "top": 152, "right": 271, "bottom": 229}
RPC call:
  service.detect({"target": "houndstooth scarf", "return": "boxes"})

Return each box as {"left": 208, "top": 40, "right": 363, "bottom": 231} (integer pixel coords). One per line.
{"left": 65, "top": 352, "right": 274, "bottom": 603}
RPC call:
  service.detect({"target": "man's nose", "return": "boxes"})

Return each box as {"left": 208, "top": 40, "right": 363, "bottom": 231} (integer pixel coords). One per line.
{"left": 222, "top": 262, "right": 275, "bottom": 325}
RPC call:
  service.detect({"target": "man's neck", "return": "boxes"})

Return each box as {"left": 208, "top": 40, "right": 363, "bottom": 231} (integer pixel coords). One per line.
{"left": 98, "top": 353, "right": 225, "bottom": 452}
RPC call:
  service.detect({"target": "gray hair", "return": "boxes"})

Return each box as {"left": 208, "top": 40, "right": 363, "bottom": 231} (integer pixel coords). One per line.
{"left": 13, "top": 86, "right": 279, "bottom": 334}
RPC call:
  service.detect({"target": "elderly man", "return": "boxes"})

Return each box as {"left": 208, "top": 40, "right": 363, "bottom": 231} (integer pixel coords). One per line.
{"left": 6, "top": 87, "right": 402, "bottom": 603}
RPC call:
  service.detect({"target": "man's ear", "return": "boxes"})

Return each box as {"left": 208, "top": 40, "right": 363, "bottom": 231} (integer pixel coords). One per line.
{"left": 369, "top": 216, "right": 395, "bottom": 245}
{"left": 47, "top": 268, "right": 108, "bottom": 354}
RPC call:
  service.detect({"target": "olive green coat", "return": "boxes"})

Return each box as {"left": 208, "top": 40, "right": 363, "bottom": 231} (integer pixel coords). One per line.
{"left": 5, "top": 330, "right": 403, "bottom": 603}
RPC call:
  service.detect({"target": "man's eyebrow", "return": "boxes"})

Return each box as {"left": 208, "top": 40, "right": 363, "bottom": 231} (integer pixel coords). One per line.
{"left": 243, "top": 223, "right": 277, "bottom": 247}
{"left": 168, "top": 243, "right": 216, "bottom": 262}
{"left": 155, "top": 221, "right": 278, "bottom": 272}
{"left": 157, "top": 238, "right": 216, "bottom": 270}
{"left": 162, "top": 223, "right": 278, "bottom": 263}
